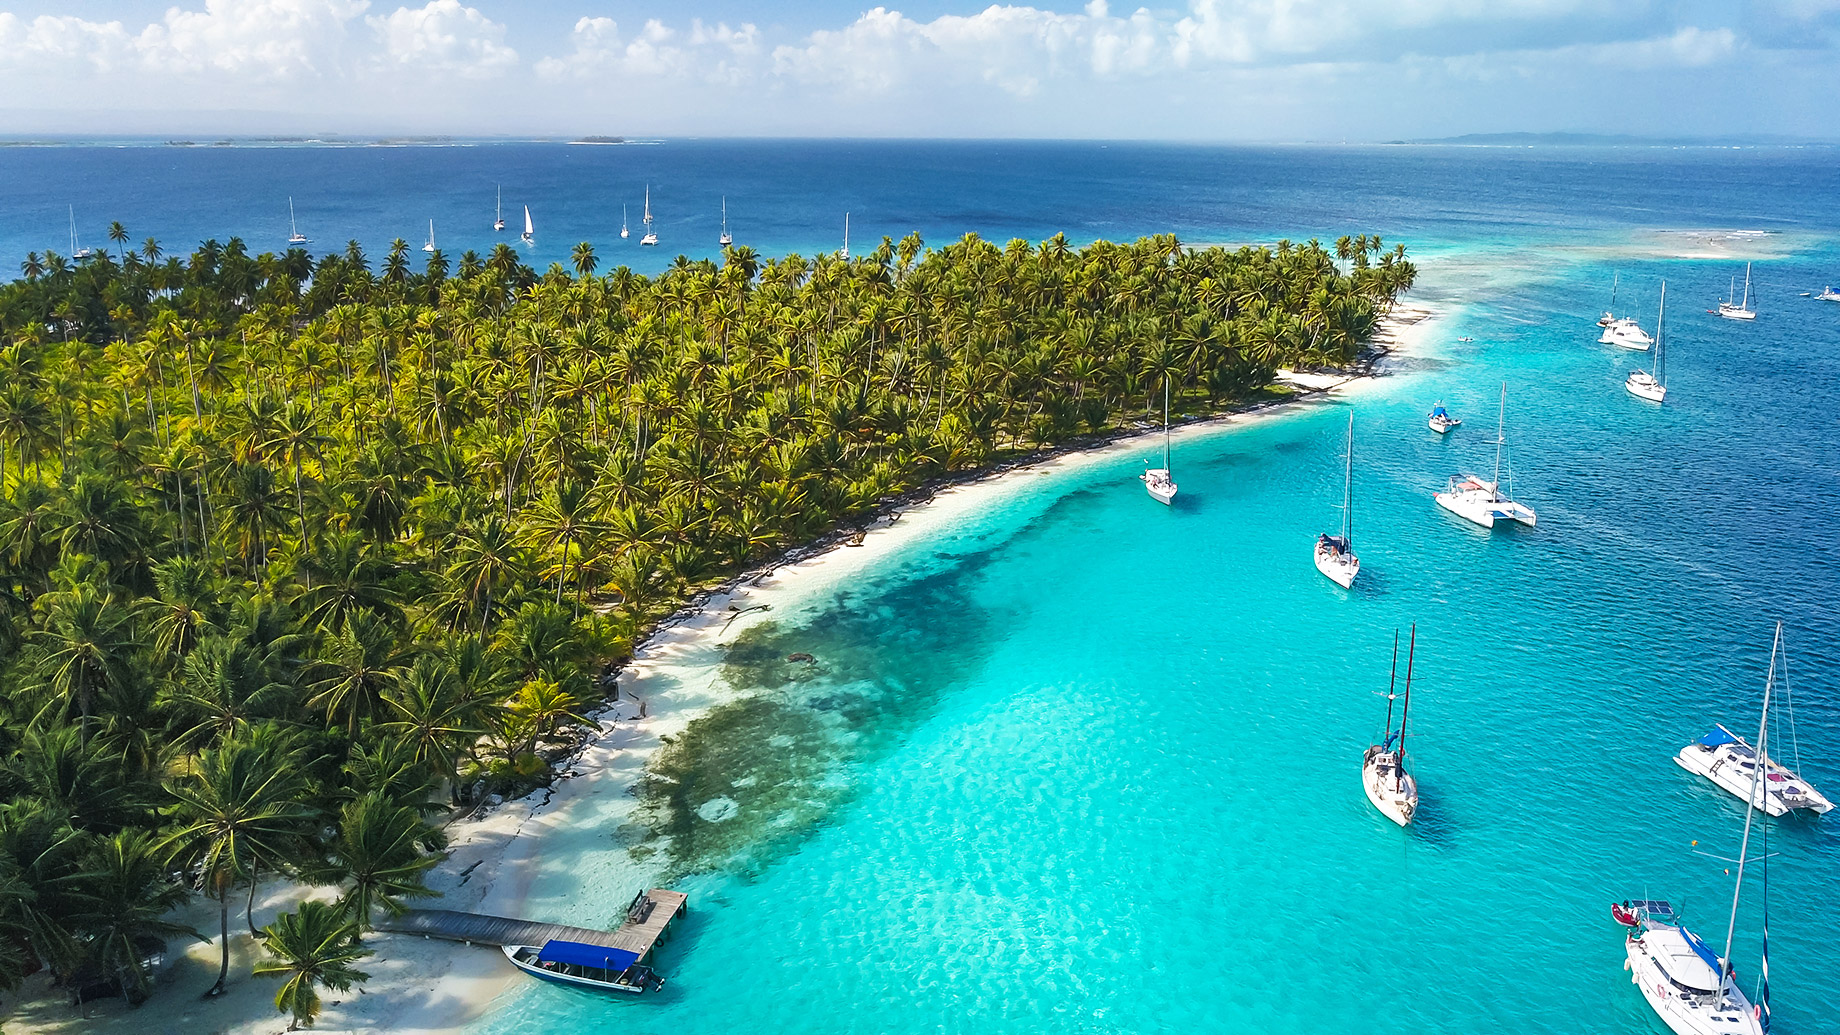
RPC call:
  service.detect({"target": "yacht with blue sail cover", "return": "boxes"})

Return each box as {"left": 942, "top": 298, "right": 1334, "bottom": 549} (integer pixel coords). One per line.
{"left": 503, "top": 939, "right": 665, "bottom": 994}
{"left": 1675, "top": 724, "right": 1832, "bottom": 816}
{"left": 1427, "top": 401, "right": 1460, "bottom": 434}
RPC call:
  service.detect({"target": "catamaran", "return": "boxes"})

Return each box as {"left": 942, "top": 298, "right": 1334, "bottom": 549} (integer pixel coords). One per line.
{"left": 1624, "top": 624, "right": 1786, "bottom": 1035}
{"left": 287, "top": 198, "right": 309, "bottom": 246}
{"left": 1315, "top": 412, "right": 1358, "bottom": 588}
{"left": 494, "top": 185, "right": 505, "bottom": 232}
{"left": 841, "top": 212, "right": 850, "bottom": 260}
{"left": 719, "top": 196, "right": 732, "bottom": 247}
{"left": 1627, "top": 281, "right": 1668, "bottom": 402}
{"left": 1676, "top": 628, "right": 1832, "bottom": 816}
{"left": 640, "top": 187, "right": 657, "bottom": 246}
{"left": 1141, "top": 379, "right": 1177, "bottom": 505}
{"left": 1433, "top": 383, "right": 1535, "bottom": 529}
{"left": 1428, "top": 401, "right": 1460, "bottom": 434}
{"left": 68, "top": 206, "right": 91, "bottom": 260}
{"left": 521, "top": 206, "right": 534, "bottom": 245}
{"left": 422, "top": 220, "right": 436, "bottom": 254}
{"left": 1362, "top": 627, "right": 1418, "bottom": 826}
{"left": 1717, "top": 263, "right": 1757, "bottom": 321}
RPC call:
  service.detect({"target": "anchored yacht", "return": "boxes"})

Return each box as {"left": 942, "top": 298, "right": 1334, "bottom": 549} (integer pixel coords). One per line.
{"left": 1676, "top": 725, "right": 1832, "bottom": 816}
{"left": 1141, "top": 379, "right": 1177, "bottom": 505}
{"left": 1314, "top": 412, "right": 1358, "bottom": 588}
{"left": 1433, "top": 384, "right": 1535, "bottom": 529}
{"left": 1362, "top": 628, "right": 1418, "bottom": 826}
{"left": 1627, "top": 281, "right": 1669, "bottom": 403}
{"left": 1624, "top": 918, "right": 1762, "bottom": 1035}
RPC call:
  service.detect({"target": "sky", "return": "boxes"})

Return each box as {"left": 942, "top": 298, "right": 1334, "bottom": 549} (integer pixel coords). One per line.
{"left": 0, "top": 1, "right": 1833, "bottom": 141}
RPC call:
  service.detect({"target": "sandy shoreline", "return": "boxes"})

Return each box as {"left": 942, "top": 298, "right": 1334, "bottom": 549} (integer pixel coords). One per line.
{"left": 0, "top": 301, "right": 1441, "bottom": 1035}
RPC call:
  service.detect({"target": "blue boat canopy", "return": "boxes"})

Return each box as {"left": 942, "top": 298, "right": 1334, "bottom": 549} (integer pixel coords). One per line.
{"left": 537, "top": 940, "right": 641, "bottom": 972}
{"left": 1696, "top": 726, "right": 1739, "bottom": 749}
{"left": 1681, "top": 928, "right": 1726, "bottom": 978}
{"left": 1431, "top": 405, "right": 1448, "bottom": 417}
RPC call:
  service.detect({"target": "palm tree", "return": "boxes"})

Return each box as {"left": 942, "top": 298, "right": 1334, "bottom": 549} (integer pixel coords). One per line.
{"left": 308, "top": 611, "right": 410, "bottom": 737}
{"left": 161, "top": 734, "right": 314, "bottom": 997}
{"left": 107, "top": 221, "right": 130, "bottom": 260}
{"left": 308, "top": 792, "right": 439, "bottom": 933}
{"left": 571, "top": 242, "right": 597, "bottom": 279}
{"left": 382, "top": 655, "right": 487, "bottom": 803}
{"left": 33, "top": 579, "right": 140, "bottom": 745}
{"left": 253, "top": 899, "right": 371, "bottom": 1031}
{"left": 62, "top": 830, "right": 202, "bottom": 1004}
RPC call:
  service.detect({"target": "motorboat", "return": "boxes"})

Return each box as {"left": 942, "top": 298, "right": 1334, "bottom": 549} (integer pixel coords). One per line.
{"left": 1433, "top": 384, "right": 1535, "bottom": 529}
{"left": 1362, "top": 627, "right": 1418, "bottom": 826}
{"left": 1140, "top": 378, "right": 1177, "bottom": 505}
{"left": 1428, "top": 402, "right": 1460, "bottom": 434}
{"left": 503, "top": 940, "right": 664, "bottom": 994}
{"left": 1627, "top": 281, "right": 1668, "bottom": 403}
{"left": 1676, "top": 724, "right": 1832, "bottom": 816}
{"left": 1600, "top": 318, "right": 1653, "bottom": 350}
{"left": 1716, "top": 263, "right": 1756, "bottom": 320}
{"left": 1313, "top": 412, "right": 1358, "bottom": 588}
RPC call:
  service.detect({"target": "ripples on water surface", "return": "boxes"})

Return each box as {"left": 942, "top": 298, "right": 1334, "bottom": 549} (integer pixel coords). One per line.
{"left": 9, "top": 142, "right": 1838, "bottom": 1033}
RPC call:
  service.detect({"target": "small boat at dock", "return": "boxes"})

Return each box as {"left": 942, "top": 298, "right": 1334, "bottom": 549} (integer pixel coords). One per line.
{"left": 504, "top": 940, "right": 665, "bottom": 994}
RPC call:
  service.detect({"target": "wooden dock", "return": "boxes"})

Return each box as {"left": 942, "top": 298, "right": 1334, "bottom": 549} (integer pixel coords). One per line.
{"left": 378, "top": 889, "right": 688, "bottom": 965}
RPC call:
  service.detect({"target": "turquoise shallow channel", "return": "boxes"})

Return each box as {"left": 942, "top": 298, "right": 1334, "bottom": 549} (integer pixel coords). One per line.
{"left": 394, "top": 145, "right": 1840, "bottom": 1035}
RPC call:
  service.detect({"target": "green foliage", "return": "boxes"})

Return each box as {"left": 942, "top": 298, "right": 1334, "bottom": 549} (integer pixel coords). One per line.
{"left": 254, "top": 898, "right": 371, "bottom": 1031}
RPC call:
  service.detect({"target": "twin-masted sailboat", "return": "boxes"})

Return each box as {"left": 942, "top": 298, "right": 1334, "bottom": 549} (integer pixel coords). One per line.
{"left": 1433, "top": 383, "right": 1536, "bottom": 528}
{"left": 1626, "top": 281, "right": 1668, "bottom": 402}
{"left": 1140, "top": 378, "right": 1177, "bottom": 505}
{"left": 1717, "top": 263, "right": 1756, "bottom": 321}
{"left": 1314, "top": 412, "right": 1358, "bottom": 588}
{"left": 1362, "top": 626, "right": 1418, "bottom": 826}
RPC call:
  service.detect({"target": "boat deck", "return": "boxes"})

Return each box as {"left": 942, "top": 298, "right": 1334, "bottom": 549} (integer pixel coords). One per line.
{"left": 378, "top": 888, "right": 688, "bottom": 964}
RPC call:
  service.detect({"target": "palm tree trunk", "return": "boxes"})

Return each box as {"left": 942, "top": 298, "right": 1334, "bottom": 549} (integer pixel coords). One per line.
{"left": 208, "top": 885, "right": 230, "bottom": 996}
{"left": 246, "top": 864, "right": 262, "bottom": 937}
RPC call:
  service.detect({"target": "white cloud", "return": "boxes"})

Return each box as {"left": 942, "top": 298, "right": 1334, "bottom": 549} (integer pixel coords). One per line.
{"left": 368, "top": 0, "right": 516, "bottom": 78}
{"left": 0, "top": 14, "right": 133, "bottom": 73}
{"left": 536, "top": 15, "right": 757, "bottom": 82}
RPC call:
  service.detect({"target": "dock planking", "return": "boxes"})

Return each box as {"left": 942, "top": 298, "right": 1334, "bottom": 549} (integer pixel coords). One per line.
{"left": 379, "top": 889, "right": 688, "bottom": 965}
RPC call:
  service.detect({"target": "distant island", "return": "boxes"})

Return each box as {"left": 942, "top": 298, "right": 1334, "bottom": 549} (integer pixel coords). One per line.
{"left": 1393, "top": 132, "right": 1835, "bottom": 147}
{"left": 570, "top": 135, "right": 627, "bottom": 145}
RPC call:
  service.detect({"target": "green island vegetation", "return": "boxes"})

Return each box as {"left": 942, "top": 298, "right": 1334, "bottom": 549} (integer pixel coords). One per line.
{"left": 0, "top": 228, "right": 1411, "bottom": 1018}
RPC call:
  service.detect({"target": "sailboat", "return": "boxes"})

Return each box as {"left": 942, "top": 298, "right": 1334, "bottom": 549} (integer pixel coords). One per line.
{"left": 494, "top": 185, "right": 506, "bottom": 232}
{"left": 1675, "top": 627, "right": 1832, "bottom": 816}
{"left": 1140, "top": 378, "right": 1177, "bottom": 504}
{"left": 422, "top": 220, "right": 436, "bottom": 254}
{"left": 719, "top": 196, "right": 732, "bottom": 247}
{"left": 1599, "top": 272, "right": 1654, "bottom": 350}
{"left": 640, "top": 187, "right": 657, "bottom": 246}
{"left": 1622, "top": 625, "right": 1782, "bottom": 1035}
{"left": 1816, "top": 286, "right": 1840, "bottom": 302}
{"left": 1362, "top": 627, "right": 1418, "bottom": 826}
{"left": 68, "top": 206, "right": 91, "bottom": 260}
{"left": 1598, "top": 272, "right": 1620, "bottom": 327}
{"left": 287, "top": 197, "right": 309, "bottom": 246}
{"left": 621, "top": 204, "right": 630, "bottom": 240}
{"left": 521, "top": 206, "right": 534, "bottom": 245}
{"left": 1315, "top": 412, "right": 1359, "bottom": 588}
{"left": 1434, "top": 383, "right": 1536, "bottom": 529}
{"left": 1718, "top": 263, "right": 1757, "bottom": 320}
{"left": 1627, "top": 281, "right": 1668, "bottom": 402}
{"left": 840, "top": 212, "right": 850, "bottom": 260}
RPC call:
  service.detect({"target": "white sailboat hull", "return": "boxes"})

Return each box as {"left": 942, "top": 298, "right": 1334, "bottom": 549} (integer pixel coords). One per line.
{"left": 1626, "top": 371, "right": 1666, "bottom": 402}
{"left": 1141, "top": 469, "right": 1176, "bottom": 505}
{"left": 1314, "top": 540, "right": 1357, "bottom": 588}
{"left": 1624, "top": 933, "right": 1761, "bottom": 1035}
{"left": 1675, "top": 737, "right": 1834, "bottom": 816}
{"left": 1362, "top": 748, "right": 1416, "bottom": 826}
{"left": 1716, "top": 304, "right": 1756, "bottom": 321}
{"left": 1434, "top": 481, "right": 1535, "bottom": 528}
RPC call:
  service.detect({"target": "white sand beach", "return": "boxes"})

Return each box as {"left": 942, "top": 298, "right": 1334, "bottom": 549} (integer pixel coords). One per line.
{"left": 0, "top": 301, "right": 1442, "bottom": 1035}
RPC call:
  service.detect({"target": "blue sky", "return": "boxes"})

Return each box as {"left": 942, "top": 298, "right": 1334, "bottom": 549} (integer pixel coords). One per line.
{"left": 0, "top": 1, "right": 1833, "bottom": 140}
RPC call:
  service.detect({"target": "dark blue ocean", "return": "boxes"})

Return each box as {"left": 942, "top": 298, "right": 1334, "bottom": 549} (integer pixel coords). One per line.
{"left": 8, "top": 141, "right": 1839, "bottom": 1035}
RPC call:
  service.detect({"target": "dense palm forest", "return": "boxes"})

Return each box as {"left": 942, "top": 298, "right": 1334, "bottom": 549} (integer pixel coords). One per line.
{"left": 0, "top": 227, "right": 1412, "bottom": 1017}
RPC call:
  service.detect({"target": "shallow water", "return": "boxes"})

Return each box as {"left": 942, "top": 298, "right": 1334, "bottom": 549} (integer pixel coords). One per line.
{"left": 12, "top": 141, "right": 1839, "bottom": 1033}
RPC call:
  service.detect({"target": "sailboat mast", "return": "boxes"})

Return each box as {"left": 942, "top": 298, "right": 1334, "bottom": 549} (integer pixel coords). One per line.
{"left": 1742, "top": 262, "right": 1751, "bottom": 310}
{"left": 1383, "top": 630, "right": 1399, "bottom": 733}
{"left": 1655, "top": 282, "right": 1666, "bottom": 385}
{"left": 1721, "top": 622, "right": 1780, "bottom": 978}
{"left": 1342, "top": 412, "right": 1354, "bottom": 545}
{"left": 497, "top": 185, "right": 502, "bottom": 222}
{"left": 1492, "top": 383, "right": 1506, "bottom": 500}
{"left": 1611, "top": 271, "right": 1619, "bottom": 313}
{"left": 1396, "top": 624, "right": 1416, "bottom": 791}
{"left": 1162, "top": 378, "right": 1171, "bottom": 471}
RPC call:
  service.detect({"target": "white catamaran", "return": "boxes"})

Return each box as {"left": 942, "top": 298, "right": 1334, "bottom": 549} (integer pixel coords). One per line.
{"left": 1315, "top": 412, "right": 1358, "bottom": 588}
{"left": 1627, "top": 281, "right": 1668, "bottom": 403}
{"left": 1676, "top": 626, "right": 1832, "bottom": 816}
{"left": 1717, "top": 263, "right": 1757, "bottom": 321}
{"left": 640, "top": 187, "right": 657, "bottom": 246}
{"left": 494, "top": 185, "right": 506, "bottom": 232}
{"left": 1141, "top": 379, "right": 1177, "bottom": 505}
{"left": 1433, "top": 383, "right": 1536, "bottom": 529}
{"left": 1624, "top": 625, "right": 1785, "bottom": 1035}
{"left": 287, "top": 198, "right": 309, "bottom": 246}
{"left": 521, "top": 205, "right": 534, "bottom": 245}
{"left": 1362, "top": 627, "right": 1418, "bottom": 826}
{"left": 719, "top": 196, "right": 732, "bottom": 247}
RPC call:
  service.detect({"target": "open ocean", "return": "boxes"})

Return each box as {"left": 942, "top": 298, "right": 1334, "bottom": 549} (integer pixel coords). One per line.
{"left": 8, "top": 140, "right": 1838, "bottom": 1034}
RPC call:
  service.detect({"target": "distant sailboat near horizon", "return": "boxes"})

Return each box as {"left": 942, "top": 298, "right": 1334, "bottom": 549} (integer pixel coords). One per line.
{"left": 68, "top": 206, "right": 91, "bottom": 259}
{"left": 1433, "top": 383, "right": 1536, "bottom": 529}
{"left": 1314, "top": 412, "right": 1359, "bottom": 589}
{"left": 1626, "top": 281, "right": 1668, "bottom": 402}
{"left": 287, "top": 197, "right": 309, "bottom": 246}
{"left": 423, "top": 220, "right": 436, "bottom": 253}
{"left": 640, "top": 187, "right": 657, "bottom": 246}
{"left": 494, "top": 185, "right": 506, "bottom": 232}
{"left": 1140, "top": 378, "right": 1177, "bottom": 505}
{"left": 1362, "top": 627, "right": 1418, "bottom": 827}
{"left": 521, "top": 205, "right": 533, "bottom": 245}
{"left": 1717, "top": 262, "right": 1757, "bottom": 320}
{"left": 840, "top": 212, "right": 850, "bottom": 260}
{"left": 621, "top": 204, "right": 630, "bottom": 240}
{"left": 719, "top": 196, "right": 732, "bottom": 247}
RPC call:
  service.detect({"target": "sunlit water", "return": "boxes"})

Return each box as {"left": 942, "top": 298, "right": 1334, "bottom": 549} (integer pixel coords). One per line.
{"left": 7, "top": 142, "right": 1839, "bottom": 1033}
